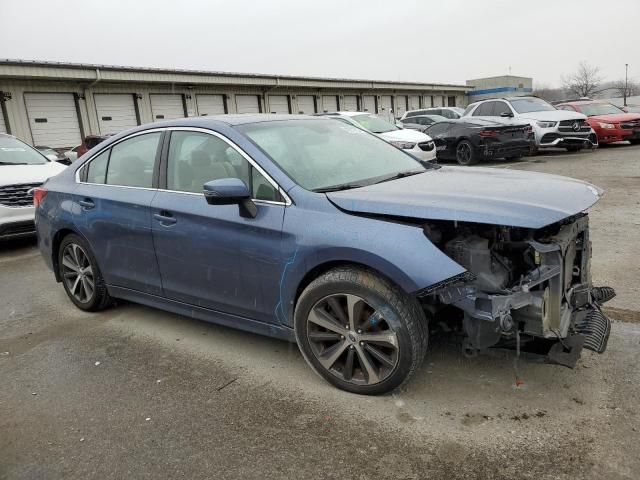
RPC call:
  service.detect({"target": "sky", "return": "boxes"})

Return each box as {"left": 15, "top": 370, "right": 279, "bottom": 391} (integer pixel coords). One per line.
{"left": 1, "top": 0, "right": 638, "bottom": 87}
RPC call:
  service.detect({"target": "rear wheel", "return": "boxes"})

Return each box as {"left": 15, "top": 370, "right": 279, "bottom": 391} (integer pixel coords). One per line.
{"left": 455, "top": 140, "right": 478, "bottom": 165}
{"left": 58, "top": 234, "right": 112, "bottom": 311}
{"left": 295, "top": 266, "right": 427, "bottom": 395}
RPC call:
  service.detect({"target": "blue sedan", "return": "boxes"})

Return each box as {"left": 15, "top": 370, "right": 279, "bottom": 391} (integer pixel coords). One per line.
{"left": 35, "top": 115, "right": 613, "bottom": 394}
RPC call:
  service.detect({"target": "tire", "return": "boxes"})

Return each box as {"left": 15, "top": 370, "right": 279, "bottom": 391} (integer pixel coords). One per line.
{"left": 455, "top": 140, "right": 479, "bottom": 166}
{"left": 294, "top": 266, "right": 428, "bottom": 395}
{"left": 58, "top": 233, "right": 112, "bottom": 311}
{"left": 505, "top": 155, "right": 523, "bottom": 161}
{"left": 566, "top": 146, "right": 582, "bottom": 152}
{"left": 529, "top": 145, "right": 539, "bottom": 156}
{"left": 630, "top": 139, "right": 640, "bottom": 145}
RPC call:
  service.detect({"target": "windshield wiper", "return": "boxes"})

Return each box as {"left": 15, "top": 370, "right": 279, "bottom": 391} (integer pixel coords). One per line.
{"left": 372, "top": 169, "right": 426, "bottom": 185}
{"left": 313, "top": 182, "right": 368, "bottom": 193}
{"left": 0, "top": 162, "right": 29, "bottom": 165}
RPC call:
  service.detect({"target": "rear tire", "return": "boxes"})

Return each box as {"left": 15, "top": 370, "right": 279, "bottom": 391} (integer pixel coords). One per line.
{"left": 58, "top": 234, "right": 112, "bottom": 312}
{"left": 455, "top": 140, "right": 479, "bottom": 165}
{"left": 294, "top": 266, "right": 427, "bottom": 395}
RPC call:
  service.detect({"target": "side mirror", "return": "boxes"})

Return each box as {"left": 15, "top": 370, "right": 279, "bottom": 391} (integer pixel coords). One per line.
{"left": 500, "top": 111, "right": 514, "bottom": 118}
{"left": 203, "top": 178, "right": 257, "bottom": 218}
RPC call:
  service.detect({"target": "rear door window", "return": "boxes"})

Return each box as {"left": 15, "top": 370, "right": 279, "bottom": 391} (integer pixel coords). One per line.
{"left": 105, "top": 133, "right": 162, "bottom": 188}
{"left": 85, "top": 150, "right": 109, "bottom": 184}
{"left": 425, "top": 123, "right": 450, "bottom": 136}
{"left": 492, "top": 102, "right": 513, "bottom": 116}
{"left": 472, "top": 102, "right": 495, "bottom": 116}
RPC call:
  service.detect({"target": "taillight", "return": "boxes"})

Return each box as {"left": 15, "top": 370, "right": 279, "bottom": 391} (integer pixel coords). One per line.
{"left": 32, "top": 187, "right": 48, "bottom": 207}
{"left": 479, "top": 130, "right": 498, "bottom": 137}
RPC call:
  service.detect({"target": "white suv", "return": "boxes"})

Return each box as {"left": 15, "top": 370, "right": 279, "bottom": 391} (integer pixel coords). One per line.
{"left": 463, "top": 96, "right": 597, "bottom": 153}
{"left": 0, "top": 134, "right": 66, "bottom": 240}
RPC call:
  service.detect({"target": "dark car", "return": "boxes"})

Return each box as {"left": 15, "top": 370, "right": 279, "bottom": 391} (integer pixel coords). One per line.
{"left": 76, "top": 134, "right": 111, "bottom": 159}
{"left": 424, "top": 118, "right": 533, "bottom": 165}
{"left": 35, "top": 115, "right": 613, "bottom": 395}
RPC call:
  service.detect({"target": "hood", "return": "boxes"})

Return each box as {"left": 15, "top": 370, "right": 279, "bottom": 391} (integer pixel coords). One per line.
{"left": 517, "top": 110, "right": 587, "bottom": 122}
{"left": 0, "top": 162, "right": 66, "bottom": 187}
{"left": 586, "top": 113, "right": 640, "bottom": 123}
{"left": 378, "top": 128, "right": 432, "bottom": 143}
{"left": 326, "top": 166, "right": 602, "bottom": 229}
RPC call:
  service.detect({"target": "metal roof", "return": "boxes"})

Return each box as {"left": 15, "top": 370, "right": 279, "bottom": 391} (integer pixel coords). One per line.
{"left": 0, "top": 59, "right": 472, "bottom": 92}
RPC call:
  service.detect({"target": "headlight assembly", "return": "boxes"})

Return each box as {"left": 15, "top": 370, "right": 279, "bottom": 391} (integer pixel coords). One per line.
{"left": 598, "top": 122, "right": 615, "bottom": 129}
{"left": 389, "top": 141, "right": 416, "bottom": 149}
{"left": 536, "top": 121, "right": 558, "bottom": 128}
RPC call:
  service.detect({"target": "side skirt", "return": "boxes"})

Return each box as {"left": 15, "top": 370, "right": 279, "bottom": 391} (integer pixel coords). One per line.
{"left": 107, "top": 285, "right": 296, "bottom": 342}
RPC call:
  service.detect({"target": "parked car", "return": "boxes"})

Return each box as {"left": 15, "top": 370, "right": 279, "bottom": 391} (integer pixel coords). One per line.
{"left": 63, "top": 145, "right": 82, "bottom": 163}
{"left": 424, "top": 118, "right": 533, "bottom": 165}
{"left": 0, "top": 134, "right": 66, "bottom": 240}
{"left": 76, "top": 134, "right": 111, "bottom": 159}
{"left": 401, "top": 108, "right": 463, "bottom": 120}
{"left": 400, "top": 114, "right": 448, "bottom": 129}
{"left": 319, "top": 111, "right": 436, "bottom": 162}
{"left": 463, "top": 96, "right": 597, "bottom": 153}
{"left": 36, "top": 115, "right": 613, "bottom": 394}
{"left": 35, "top": 146, "right": 69, "bottom": 164}
{"left": 555, "top": 100, "right": 640, "bottom": 145}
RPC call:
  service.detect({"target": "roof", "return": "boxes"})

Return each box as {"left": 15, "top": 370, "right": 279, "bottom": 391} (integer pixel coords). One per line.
{"left": 0, "top": 59, "right": 472, "bottom": 92}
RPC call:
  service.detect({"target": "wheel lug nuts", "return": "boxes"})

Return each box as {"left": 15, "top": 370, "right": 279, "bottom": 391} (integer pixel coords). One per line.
{"left": 359, "top": 341, "right": 364, "bottom": 346}
{"left": 340, "top": 335, "right": 344, "bottom": 339}
{"left": 357, "top": 329, "right": 362, "bottom": 334}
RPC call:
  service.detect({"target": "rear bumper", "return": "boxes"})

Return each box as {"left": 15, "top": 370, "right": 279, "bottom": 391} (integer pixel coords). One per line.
{"left": 479, "top": 140, "right": 531, "bottom": 159}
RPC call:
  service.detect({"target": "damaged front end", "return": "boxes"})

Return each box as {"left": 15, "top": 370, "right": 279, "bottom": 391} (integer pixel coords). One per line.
{"left": 419, "top": 213, "right": 614, "bottom": 367}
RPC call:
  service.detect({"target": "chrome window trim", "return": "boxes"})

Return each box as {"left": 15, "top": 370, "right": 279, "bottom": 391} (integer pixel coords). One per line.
{"left": 75, "top": 126, "right": 291, "bottom": 206}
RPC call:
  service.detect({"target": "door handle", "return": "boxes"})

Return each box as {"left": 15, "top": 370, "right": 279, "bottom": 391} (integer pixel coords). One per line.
{"left": 79, "top": 198, "right": 95, "bottom": 209}
{"left": 153, "top": 211, "right": 177, "bottom": 225}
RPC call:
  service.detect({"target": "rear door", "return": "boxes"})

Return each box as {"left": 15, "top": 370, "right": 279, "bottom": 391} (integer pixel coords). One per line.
{"left": 150, "top": 129, "right": 286, "bottom": 323}
{"left": 425, "top": 122, "right": 452, "bottom": 158}
{"left": 73, "top": 130, "right": 164, "bottom": 295}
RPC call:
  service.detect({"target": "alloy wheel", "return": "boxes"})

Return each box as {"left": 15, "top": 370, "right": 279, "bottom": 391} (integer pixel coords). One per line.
{"left": 61, "top": 243, "right": 95, "bottom": 303}
{"left": 306, "top": 293, "right": 399, "bottom": 385}
{"left": 457, "top": 142, "right": 472, "bottom": 164}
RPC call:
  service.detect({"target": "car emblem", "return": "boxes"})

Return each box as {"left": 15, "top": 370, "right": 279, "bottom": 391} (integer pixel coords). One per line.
{"left": 572, "top": 121, "right": 581, "bottom": 132}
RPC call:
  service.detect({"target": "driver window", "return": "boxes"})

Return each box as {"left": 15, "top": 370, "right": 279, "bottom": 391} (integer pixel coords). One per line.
{"left": 166, "top": 131, "right": 282, "bottom": 202}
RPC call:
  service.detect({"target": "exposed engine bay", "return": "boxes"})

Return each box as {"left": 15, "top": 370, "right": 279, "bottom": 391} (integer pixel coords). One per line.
{"left": 419, "top": 213, "right": 614, "bottom": 367}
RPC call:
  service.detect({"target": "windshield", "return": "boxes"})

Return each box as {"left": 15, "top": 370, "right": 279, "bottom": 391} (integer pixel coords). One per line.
{"left": 238, "top": 119, "right": 425, "bottom": 191}
{"left": 351, "top": 114, "right": 398, "bottom": 134}
{"left": 509, "top": 97, "right": 556, "bottom": 113}
{"left": 0, "top": 136, "right": 48, "bottom": 165}
{"left": 578, "top": 103, "right": 625, "bottom": 116}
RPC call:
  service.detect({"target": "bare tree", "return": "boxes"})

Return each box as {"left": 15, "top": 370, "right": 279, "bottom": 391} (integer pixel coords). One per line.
{"left": 532, "top": 83, "right": 567, "bottom": 103}
{"left": 611, "top": 79, "right": 638, "bottom": 99}
{"left": 562, "top": 62, "right": 603, "bottom": 98}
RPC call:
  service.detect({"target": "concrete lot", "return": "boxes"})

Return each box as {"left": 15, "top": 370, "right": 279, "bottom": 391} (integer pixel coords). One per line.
{"left": 1, "top": 145, "right": 639, "bottom": 479}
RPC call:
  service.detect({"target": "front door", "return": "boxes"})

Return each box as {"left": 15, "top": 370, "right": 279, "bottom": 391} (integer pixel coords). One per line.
{"left": 73, "top": 131, "right": 163, "bottom": 295}
{"left": 151, "top": 129, "right": 286, "bottom": 323}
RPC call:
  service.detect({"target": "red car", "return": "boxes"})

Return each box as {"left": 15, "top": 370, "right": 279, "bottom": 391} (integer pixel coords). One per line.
{"left": 556, "top": 100, "right": 640, "bottom": 145}
{"left": 76, "top": 134, "right": 111, "bottom": 158}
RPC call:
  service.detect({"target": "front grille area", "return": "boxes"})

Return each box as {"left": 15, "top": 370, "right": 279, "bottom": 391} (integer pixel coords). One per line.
{"left": 0, "top": 183, "right": 41, "bottom": 208}
{"left": 0, "top": 220, "right": 36, "bottom": 238}
{"left": 540, "top": 133, "right": 560, "bottom": 143}
{"left": 558, "top": 119, "right": 591, "bottom": 133}
{"left": 418, "top": 141, "right": 434, "bottom": 151}
{"left": 620, "top": 120, "right": 640, "bottom": 129}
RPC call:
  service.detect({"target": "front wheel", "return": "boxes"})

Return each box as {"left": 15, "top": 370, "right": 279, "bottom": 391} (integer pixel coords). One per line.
{"left": 455, "top": 140, "right": 479, "bottom": 165}
{"left": 294, "top": 266, "right": 427, "bottom": 395}
{"left": 58, "top": 234, "right": 112, "bottom": 311}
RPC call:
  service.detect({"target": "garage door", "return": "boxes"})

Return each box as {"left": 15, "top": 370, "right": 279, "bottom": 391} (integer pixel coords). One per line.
{"left": 236, "top": 95, "right": 261, "bottom": 114}
{"left": 197, "top": 95, "right": 226, "bottom": 116}
{"left": 268, "top": 95, "right": 290, "bottom": 114}
{"left": 150, "top": 94, "right": 185, "bottom": 121}
{"left": 395, "top": 96, "right": 408, "bottom": 118}
{"left": 343, "top": 95, "right": 359, "bottom": 111}
{"left": 0, "top": 105, "right": 6, "bottom": 133}
{"left": 379, "top": 96, "right": 393, "bottom": 121}
{"left": 321, "top": 95, "right": 338, "bottom": 113}
{"left": 296, "top": 96, "right": 315, "bottom": 114}
{"left": 362, "top": 95, "right": 376, "bottom": 113}
{"left": 94, "top": 94, "right": 138, "bottom": 135}
{"left": 24, "top": 93, "right": 82, "bottom": 148}
{"left": 408, "top": 95, "right": 420, "bottom": 111}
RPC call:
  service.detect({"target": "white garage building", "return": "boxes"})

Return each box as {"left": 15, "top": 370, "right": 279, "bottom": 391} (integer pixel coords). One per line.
{"left": 0, "top": 60, "right": 472, "bottom": 148}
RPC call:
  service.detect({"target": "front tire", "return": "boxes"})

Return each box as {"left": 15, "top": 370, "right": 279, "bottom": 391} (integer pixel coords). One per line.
{"left": 58, "top": 234, "right": 112, "bottom": 311}
{"left": 455, "top": 140, "right": 479, "bottom": 165}
{"left": 294, "top": 266, "right": 428, "bottom": 395}
{"left": 566, "top": 145, "right": 582, "bottom": 152}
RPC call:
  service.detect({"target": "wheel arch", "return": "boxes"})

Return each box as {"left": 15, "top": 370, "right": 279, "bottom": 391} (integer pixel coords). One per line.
{"left": 51, "top": 227, "right": 89, "bottom": 282}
